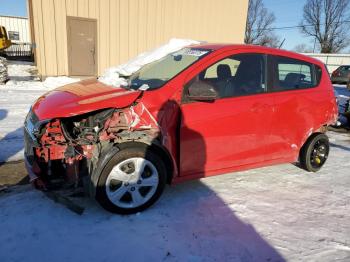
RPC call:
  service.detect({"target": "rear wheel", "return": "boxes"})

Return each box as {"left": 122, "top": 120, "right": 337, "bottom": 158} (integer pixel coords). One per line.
{"left": 300, "top": 133, "right": 329, "bottom": 172}
{"left": 96, "top": 146, "right": 167, "bottom": 214}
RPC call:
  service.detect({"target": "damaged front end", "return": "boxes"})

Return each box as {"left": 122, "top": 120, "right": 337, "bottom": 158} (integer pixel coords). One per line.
{"left": 24, "top": 102, "right": 160, "bottom": 193}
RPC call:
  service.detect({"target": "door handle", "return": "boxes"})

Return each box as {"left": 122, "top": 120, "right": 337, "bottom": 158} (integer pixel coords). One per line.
{"left": 90, "top": 48, "right": 95, "bottom": 65}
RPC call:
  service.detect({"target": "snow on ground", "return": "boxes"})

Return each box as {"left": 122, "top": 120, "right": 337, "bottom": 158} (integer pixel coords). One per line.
{"left": 0, "top": 62, "right": 79, "bottom": 163}
{"left": 0, "top": 130, "right": 349, "bottom": 262}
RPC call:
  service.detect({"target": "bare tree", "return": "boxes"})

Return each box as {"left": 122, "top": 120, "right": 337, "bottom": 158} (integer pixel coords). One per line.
{"left": 258, "top": 34, "right": 281, "bottom": 48}
{"left": 300, "top": 0, "right": 350, "bottom": 53}
{"left": 293, "top": 44, "right": 314, "bottom": 53}
{"left": 245, "top": 0, "right": 279, "bottom": 47}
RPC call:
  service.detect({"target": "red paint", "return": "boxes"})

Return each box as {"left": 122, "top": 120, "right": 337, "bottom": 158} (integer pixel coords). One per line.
{"left": 33, "top": 79, "right": 141, "bottom": 120}
{"left": 29, "top": 44, "right": 338, "bottom": 183}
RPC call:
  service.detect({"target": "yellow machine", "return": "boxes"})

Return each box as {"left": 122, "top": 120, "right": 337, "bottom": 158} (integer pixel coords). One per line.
{"left": 0, "top": 26, "right": 12, "bottom": 51}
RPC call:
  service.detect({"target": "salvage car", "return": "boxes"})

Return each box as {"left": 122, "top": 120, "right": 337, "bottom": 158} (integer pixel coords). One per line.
{"left": 24, "top": 44, "right": 338, "bottom": 214}
{"left": 331, "top": 65, "right": 350, "bottom": 86}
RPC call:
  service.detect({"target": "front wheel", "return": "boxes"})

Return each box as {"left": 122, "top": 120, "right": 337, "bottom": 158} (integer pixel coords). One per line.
{"left": 299, "top": 133, "right": 330, "bottom": 172}
{"left": 96, "top": 146, "right": 167, "bottom": 214}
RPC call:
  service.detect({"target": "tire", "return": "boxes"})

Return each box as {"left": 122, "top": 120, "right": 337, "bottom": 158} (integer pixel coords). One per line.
{"left": 299, "top": 133, "right": 329, "bottom": 172}
{"left": 96, "top": 146, "right": 167, "bottom": 214}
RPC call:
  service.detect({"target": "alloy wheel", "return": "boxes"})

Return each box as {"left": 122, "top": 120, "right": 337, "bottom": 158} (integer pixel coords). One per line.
{"left": 105, "top": 157, "right": 159, "bottom": 209}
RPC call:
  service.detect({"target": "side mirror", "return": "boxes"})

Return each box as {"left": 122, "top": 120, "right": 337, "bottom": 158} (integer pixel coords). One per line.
{"left": 187, "top": 81, "right": 218, "bottom": 101}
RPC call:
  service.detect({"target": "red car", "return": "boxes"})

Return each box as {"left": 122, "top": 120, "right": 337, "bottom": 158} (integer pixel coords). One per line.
{"left": 24, "top": 44, "right": 338, "bottom": 214}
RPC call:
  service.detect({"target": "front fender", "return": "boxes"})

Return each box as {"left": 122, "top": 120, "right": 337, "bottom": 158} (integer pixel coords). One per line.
{"left": 88, "top": 143, "right": 120, "bottom": 198}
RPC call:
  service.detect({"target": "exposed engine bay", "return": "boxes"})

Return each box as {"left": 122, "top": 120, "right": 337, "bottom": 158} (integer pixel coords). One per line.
{"left": 24, "top": 102, "right": 160, "bottom": 191}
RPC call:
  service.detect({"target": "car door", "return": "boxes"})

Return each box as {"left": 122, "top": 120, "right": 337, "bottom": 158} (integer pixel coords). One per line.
{"left": 179, "top": 53, "right": 274, "bottom": 177}
{"left": 266, "top": 55, "right": 322, "bottom": 161}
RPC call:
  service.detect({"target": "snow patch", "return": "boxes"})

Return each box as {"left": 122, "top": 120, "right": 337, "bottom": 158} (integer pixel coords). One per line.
{"left": 43, "top": 76, "right": 80, "bottom": 89}
{"left": 98, "top": 38, "right": 200, "bottom": 87}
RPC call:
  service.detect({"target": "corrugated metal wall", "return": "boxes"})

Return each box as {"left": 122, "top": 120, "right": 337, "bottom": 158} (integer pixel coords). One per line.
{"left": 29, "top": 0, "right": 249, "bottom": 77}
{"left": 303, "top": 53, "right": 350, "bottom": 73}
{"left": 0, "top": 15, "right": 31, "bottom": 43}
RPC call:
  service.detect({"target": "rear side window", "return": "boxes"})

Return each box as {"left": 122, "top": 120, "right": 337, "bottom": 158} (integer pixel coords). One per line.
{"left": 272, "top": 56, "right": 318, "bottom": 91}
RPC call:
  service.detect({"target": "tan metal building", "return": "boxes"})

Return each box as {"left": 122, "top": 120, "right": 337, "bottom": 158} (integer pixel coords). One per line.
{"left": 28, "top": 0, "right": 249, "bottom": 78}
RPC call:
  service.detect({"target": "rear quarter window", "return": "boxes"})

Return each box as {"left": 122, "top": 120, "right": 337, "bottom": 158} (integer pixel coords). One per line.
{"left": 271, "top": 56, "right": 319, "bottom": 91}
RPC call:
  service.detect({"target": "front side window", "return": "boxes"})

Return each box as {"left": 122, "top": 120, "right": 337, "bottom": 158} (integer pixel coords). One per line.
{"left": 273, "top": 56, "right": 316, "bottom": 90}
{"left": 184, "top": 53, "right": 266, "bottom": 100}
{"left": 128, "top": 48, "right": 211, "bottom": 90}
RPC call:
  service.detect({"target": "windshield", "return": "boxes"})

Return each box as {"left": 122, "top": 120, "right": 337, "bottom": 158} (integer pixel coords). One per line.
{"left": 128, "top": 48, "right": 211, "bottom": 90}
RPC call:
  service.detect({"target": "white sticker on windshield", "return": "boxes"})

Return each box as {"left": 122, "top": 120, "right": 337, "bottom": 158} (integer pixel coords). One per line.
{"left": 173, "top": 48, "right": 208, "bottom": 57}
{"left": 139, "top": 84, "right": 150, "bottom": 91}
{"left": 183, "top": 49, "right": 209, "bottom": 57}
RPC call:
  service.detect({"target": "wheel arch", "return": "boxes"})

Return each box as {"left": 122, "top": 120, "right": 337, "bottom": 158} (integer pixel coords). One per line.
{"left": 299, "top": 124, "right": 328, "bottom": 153}
{"left": 89, "top": 141, "right": 174, "bottom": 197}
{"left": 299, "top": 131, "right": 324, "bottom": 154}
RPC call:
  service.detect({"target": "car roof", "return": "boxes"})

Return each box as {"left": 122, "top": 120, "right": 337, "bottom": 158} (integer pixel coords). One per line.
{"left": 190, "top": 43, "right": 324, "bottom": 66}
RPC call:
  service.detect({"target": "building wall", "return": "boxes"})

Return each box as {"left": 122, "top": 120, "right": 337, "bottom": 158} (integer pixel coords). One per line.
{"left": 0, "top": 15, "right": 31, "bottom": 43}
{"left": 303, "top": 53, "right": 350, "bottom": 73}
{"left": 29, "top": 0, "right": 249, "bottom": 77}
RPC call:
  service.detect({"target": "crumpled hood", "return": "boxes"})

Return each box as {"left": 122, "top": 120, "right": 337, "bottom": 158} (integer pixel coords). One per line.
{"left": 32, "top": 78, "right": 141, "bottom": 120}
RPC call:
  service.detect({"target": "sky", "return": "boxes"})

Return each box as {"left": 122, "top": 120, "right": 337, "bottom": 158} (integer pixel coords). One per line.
{"left": 0, "top": 0, "right": 27, "bottom": 17}
{"left": 264, "top": 0, "right": 312, "bottom": 50}
{"left": 0, "top": 0, "right": 313, "bottom": 51}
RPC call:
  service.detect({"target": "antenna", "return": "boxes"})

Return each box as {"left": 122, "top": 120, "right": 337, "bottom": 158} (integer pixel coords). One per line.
{"left": 279, "top": 38, "right": 285, "bottom": 49}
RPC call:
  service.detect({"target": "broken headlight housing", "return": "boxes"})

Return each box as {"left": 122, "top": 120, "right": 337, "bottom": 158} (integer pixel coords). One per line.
{"left": 24, "top": 108, "right": 50, "bottom": 141}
